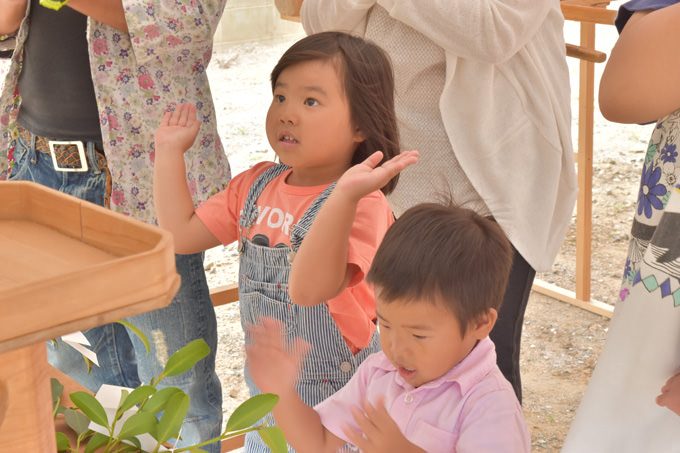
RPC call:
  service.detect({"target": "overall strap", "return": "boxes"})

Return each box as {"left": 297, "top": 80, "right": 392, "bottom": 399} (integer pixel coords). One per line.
{"left": 238, "top": 163, "right": 290, "bottom": 230}
{"left": 289, "top": 182, "right": 337, "bottom": 254}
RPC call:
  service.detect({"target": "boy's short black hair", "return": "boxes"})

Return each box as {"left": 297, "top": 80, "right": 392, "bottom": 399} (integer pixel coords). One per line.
{"left": 367, "top": 202, "right": 513, "bottom": 335}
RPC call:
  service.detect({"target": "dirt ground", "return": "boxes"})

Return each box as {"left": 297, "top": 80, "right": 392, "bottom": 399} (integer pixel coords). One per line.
{"left": 203, "top": 14, "right": 654, "bottom": 451}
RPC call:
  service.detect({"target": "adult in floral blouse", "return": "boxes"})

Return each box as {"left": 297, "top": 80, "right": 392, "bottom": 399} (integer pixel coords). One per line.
{"left": 0, "top": 1, "right": 230, "bottom": 451}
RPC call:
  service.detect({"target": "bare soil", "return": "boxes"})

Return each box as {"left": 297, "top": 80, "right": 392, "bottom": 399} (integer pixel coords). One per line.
{"left": 204, "top": 17, "right": 654, "bottom": 451}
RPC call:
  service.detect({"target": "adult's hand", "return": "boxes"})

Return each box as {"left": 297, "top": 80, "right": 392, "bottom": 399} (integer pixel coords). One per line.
{"left": 0, "top": 0, "right": 28, "bottom": 35}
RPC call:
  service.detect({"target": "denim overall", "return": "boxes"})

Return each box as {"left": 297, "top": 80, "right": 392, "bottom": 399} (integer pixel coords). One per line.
{"left": 239, "top": 164, "right": 381, "bottom": 452}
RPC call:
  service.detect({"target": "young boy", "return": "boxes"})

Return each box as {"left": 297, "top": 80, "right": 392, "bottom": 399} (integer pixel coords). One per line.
{"left": 247, "top": 201, "right": 530, "bottom": 452}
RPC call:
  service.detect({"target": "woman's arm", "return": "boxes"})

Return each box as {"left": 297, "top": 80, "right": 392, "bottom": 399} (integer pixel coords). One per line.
{"left": 599, "top": 4, "right": 680, "bottom": 124}
{"left": 303, "top": 0, "right": 552, "bottom": 63}
{"left": 301, "top": 0, "right": 376, "bottom": 36}
{"left": 0, "top": 0, "right": 27, "bottom": 35}
{"left": 374, "top": 0, "right": 552, "bottom": 63}
{"left": 67, "top": 0, "right": 127, "bottom": 31}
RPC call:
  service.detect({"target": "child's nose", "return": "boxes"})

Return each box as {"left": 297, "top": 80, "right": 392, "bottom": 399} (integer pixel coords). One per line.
{"left": 389, "top": 334, "right": 408, "bottom": 358}
{"left": 279, "top": 105, "right": 297, "bottom": 125}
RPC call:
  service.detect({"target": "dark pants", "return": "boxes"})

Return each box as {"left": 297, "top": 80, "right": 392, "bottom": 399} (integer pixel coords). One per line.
{"left": 489, "top": 247, "right": 535, "bottom": 403}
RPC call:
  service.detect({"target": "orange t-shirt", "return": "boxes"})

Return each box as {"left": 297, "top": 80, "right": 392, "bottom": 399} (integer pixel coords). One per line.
{"left": 196, "top": 162, "right": 394, "bottom": 351}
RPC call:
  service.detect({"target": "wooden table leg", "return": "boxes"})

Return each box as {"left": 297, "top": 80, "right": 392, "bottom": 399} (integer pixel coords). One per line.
{"left": 0, "top": 342, "right": 56, "bottom": 451}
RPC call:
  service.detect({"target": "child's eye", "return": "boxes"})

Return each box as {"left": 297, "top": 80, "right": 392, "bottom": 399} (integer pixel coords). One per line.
{"left": 413, "top": 334, "right": 427, "bottom": 340}
{"left": 274, "top": 94, "right": 286, "bottom": 103}
{"left": 304, "top": 98, "right": 319, "bottom": 107}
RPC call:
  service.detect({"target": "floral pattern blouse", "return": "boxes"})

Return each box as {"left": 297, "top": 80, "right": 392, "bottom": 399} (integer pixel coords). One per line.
{"left": 0, "top": 0, "right": 231, "bottom": 225}
{"left": 620, "top": 109, "right": 680, "bottom": 304}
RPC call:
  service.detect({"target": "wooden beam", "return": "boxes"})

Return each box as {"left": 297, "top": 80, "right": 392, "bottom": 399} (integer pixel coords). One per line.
{"left": 210, "top": 282, "right": 239, "bottom": 306}
{"left": 533, "top": 279, "right": 613, "bottom": 318}
{"left": 561, "top": 4, "right": 617, "bottom": 25}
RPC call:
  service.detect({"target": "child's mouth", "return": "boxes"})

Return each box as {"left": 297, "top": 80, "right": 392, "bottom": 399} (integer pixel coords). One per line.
{"left": 398, "top": 366, "right": 416, "bottom": 380}
{"left": 280, "top": 134, "right": 298, "bottom": 144}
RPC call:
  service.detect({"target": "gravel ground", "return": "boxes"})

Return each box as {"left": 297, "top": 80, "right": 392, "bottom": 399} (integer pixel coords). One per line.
{"left": 204, "top": 12, "right": 653, "bottom": 451}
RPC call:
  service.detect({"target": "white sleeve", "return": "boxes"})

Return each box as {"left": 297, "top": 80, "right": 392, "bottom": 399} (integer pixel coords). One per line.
{"left": 376, "top": 0, "right": 554, "bottom": 63}
{"left": 300, "top": 0, "right": 377, "bottom": 36}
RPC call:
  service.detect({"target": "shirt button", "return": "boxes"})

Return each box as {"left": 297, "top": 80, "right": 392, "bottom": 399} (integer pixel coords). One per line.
{"left": 340, "top": 361, "right": 352, "bottom": 373}
{"left": 404, "top": 393, "right": 414, "bottom": 404}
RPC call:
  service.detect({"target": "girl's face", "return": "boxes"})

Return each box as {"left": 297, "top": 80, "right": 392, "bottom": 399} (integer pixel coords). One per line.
{"left": 266, "top": 59, "right": 365, "bottom": 187}
{"left": 376, "top": 297, "right": 488, "bottom": 388}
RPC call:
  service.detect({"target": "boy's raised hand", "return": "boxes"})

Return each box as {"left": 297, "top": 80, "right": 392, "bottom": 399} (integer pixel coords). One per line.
{"left": 154, "top": 102, "right": 202, "bottom": 155}
{"left": 343, "top": 396, "right": 425, "bottom": 453}
{"left": 336, "top": 150, "right": 419, "bottom": 202}
{"left": 245, "top": 317, "right": 311, "bottom": 396}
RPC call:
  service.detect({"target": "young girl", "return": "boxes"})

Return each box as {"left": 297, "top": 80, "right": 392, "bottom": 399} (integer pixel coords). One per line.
{"left": 153, "top": 31, "right": 418, "bottom": 452}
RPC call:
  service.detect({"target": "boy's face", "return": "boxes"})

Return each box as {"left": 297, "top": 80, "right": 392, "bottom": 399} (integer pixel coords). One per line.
{"left": 376, "top": 296, "right": 485, "bottom": 388}
{"left": 265, "top": 59, "right": 364, "bottom": 187}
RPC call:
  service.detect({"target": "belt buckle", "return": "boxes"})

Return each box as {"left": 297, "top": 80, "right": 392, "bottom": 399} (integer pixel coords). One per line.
{"left": 47, "top": 140, "right": 89, "bottom": 172}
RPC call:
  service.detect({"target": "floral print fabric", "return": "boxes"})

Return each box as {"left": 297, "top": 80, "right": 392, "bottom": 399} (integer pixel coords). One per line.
{"left": 0, "top": 0, "right": 231, "bottom": 224}
{"left": 621, "top": 110, "right": 680, "bottom": 306}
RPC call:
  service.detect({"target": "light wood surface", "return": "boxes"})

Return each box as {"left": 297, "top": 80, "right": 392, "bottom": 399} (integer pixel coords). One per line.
{"left": 0, "top": 181, "right": 180, "bottom": 451}
{"left": 0, "top": 181, "right": 180, "bottom": 353}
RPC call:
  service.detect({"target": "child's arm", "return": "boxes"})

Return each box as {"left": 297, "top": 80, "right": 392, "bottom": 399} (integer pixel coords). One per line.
{"left": 288, "top": 150, "right": 418, "bottom": 306}
{"left": 656, "top": 372, "right": 680, "bottom": 416}
{"left": 343, "top": 397, "right": 426, "bottom": 453}
{"left": 246, "top": 318, "right": 347, "bottom": 453}
{"left": 153, "top": 103, "right": 221, "bottom": 254}
{"left": 599, "top": 4, "right": 680, "bottom": 124}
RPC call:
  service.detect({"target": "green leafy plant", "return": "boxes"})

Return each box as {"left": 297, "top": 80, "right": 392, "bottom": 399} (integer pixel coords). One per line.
{"left": 53, "top": 338, "right": 286, "bottom": 453}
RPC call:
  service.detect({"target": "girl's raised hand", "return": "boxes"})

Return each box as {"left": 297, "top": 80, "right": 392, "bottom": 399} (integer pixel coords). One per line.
{"left": 336, "top": 150, "right": 419, "bottom": 201}
{"left": 154, "top": 102, "right": 202, "bottom": 156}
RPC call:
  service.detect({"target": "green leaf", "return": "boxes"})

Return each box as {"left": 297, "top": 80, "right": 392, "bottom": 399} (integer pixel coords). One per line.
{"left": 117, "top": 435, "right": 142, "bottom": 451}
{"left": 140, "top": 387, "right": 183, "bottom": 415}
{"left": 55, "top": 431, "right": 71, "bottom": 451}
{"left": 117, "top": 411, "right": 158, "bottom": 441}
{"left": 118, "top": 385, "right": 155, "bottom": 413}
{"left": 162, "top": 339, "right": 210, "bottom": 378}
{"left": 51, "top": 378, "right": 64, "bottom": 409}
{"left": 155, "top": 391, "right": 190, "bottom": 443}
{"left": 70, "top": 391, "right": 109, "bottom": 428}
{"left": 64, "top": 408, "right": 91, "bottom": 435}
{"left": 258, "top": 426, "right": 287, "bottom": 453}
{"left": 84, "top": 433, "right": 109, "bottom": 453}
{"left": 225, "top": 393, "right": 279, "bottom": 432}
{"left": 117, "top": 320, "right": 150, "bottom": 355}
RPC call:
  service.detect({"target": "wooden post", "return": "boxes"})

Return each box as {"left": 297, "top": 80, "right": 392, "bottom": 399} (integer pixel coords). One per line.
{"left": 575, "top": 21, "right": 596, "bottom": 303}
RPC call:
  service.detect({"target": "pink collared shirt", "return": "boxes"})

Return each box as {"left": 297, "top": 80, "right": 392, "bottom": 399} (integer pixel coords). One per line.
{"left": 315, "top": 337, "right": 530, "bottom": 452}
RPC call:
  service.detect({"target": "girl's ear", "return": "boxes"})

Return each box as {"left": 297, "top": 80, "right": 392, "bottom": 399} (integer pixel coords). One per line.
{"left": 353, "top": 126, "right": 366, "bottom": 144}
{"left": 470, "top": 308, "right": 498, "bottom": 340}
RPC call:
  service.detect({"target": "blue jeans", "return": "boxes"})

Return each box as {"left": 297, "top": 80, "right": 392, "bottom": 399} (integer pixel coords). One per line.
{"left": 11, "top": 129, "right": 223, "bottom": 452}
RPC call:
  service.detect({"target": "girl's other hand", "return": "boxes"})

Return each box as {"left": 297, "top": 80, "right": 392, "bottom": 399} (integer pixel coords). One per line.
{"left": 336, "top": 150, "right": 419, "bottom": 202}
